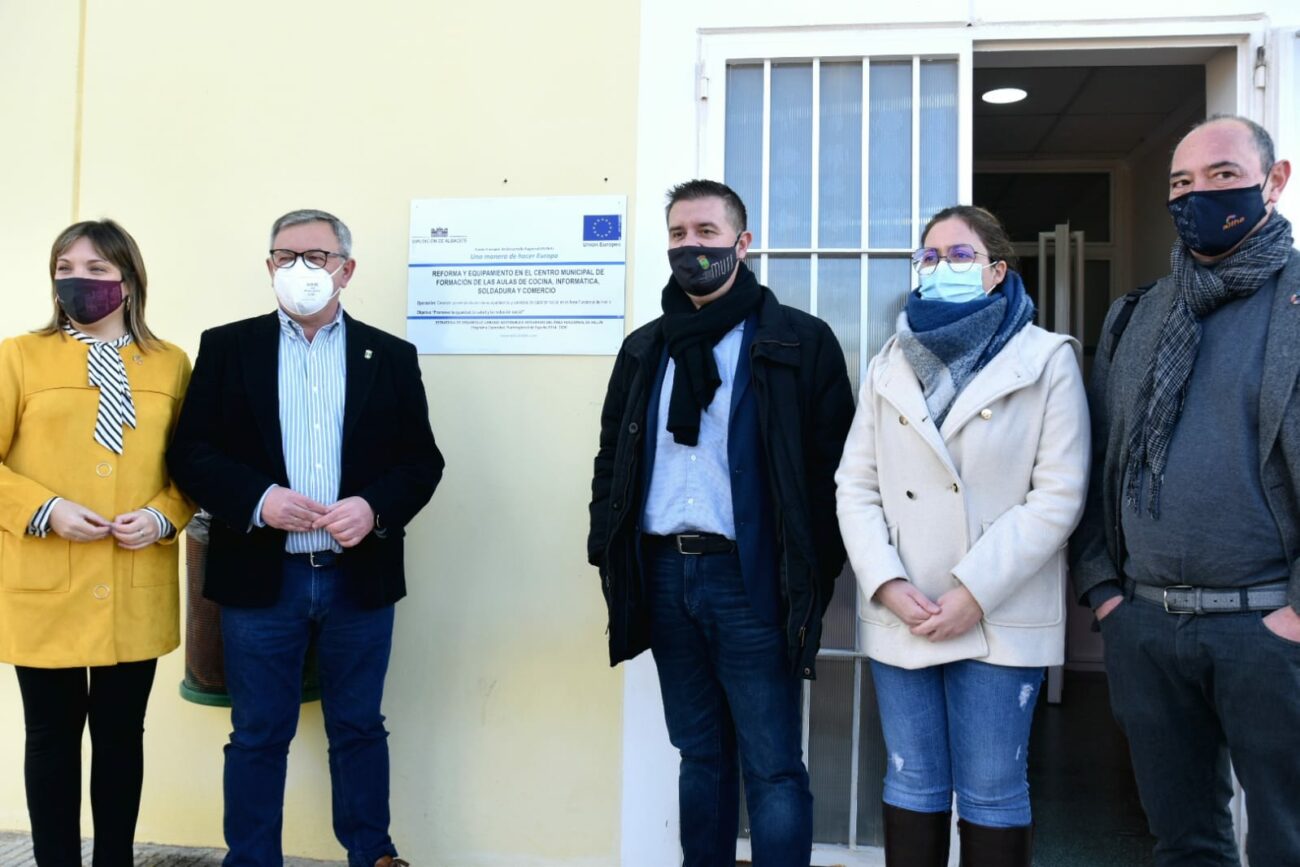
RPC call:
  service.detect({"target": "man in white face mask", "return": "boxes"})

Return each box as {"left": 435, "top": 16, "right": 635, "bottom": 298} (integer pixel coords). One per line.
{"left": 168, "top": 209, "right": 443, "bottom": 867}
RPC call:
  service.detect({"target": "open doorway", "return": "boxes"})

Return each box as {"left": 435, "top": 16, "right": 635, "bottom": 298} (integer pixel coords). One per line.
{"left": 971, "top": 47, "right": 1218, "bottom": 866}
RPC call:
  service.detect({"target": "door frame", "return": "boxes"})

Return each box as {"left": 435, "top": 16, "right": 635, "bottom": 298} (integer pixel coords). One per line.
{"left": 626, "top": 15, "right": 1265, "bottom": 866}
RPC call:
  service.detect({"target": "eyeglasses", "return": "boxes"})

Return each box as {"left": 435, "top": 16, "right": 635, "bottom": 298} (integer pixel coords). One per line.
{"left": 910, "top": 244, "right": 993, "bottom": 275}
{"left": 269, "top": 249, "right": 346, "bottom": 270}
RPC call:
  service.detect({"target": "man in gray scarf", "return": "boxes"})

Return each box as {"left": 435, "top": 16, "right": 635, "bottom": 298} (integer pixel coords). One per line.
{"left": 1072, "top": 115, "right": 1298, "bottom": 866}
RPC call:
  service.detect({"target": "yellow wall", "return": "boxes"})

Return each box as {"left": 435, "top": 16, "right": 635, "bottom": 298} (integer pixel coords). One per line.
{"left": 0, "top": 1, "right": 637, "bottom": 862}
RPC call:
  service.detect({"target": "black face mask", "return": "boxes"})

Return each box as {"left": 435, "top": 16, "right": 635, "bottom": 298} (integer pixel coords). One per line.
{"left": 667, "top": 235, "right": 741, "bottom": 297}
{"left": 1167, "top": 184, "right": 1268, "bottom": 257}
{"left": 54, "top": 277, "right": 125, "bottom": 325}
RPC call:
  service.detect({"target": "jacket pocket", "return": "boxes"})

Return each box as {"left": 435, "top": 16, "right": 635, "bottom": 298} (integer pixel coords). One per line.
{"left": 983, "top": 543, "right": 1065, "bottom": 628}
{"left": 130, "top": 540, "right": 178, "bottom": 588}
{"left": 0, "top": 531, "right": 72, "bottom": 593}
{"left": 859, "top": 524, "right": 901, "bottom": 628}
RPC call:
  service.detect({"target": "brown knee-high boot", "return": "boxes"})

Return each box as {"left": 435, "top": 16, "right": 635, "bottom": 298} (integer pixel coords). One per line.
{"left": 883, "top": 802, "right": 952, "bottom": 866}
{"left": 957, "top": 818, "right": 1033, "bottom": 867}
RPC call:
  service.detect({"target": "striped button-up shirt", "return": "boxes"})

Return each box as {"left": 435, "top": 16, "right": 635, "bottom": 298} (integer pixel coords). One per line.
{"left": 255, "top": 307, "right": 347, "bottom": 553}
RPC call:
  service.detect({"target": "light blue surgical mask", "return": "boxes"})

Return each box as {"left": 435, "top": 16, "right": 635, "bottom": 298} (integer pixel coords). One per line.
{"left": 917, "top": 261, "right": 990, "bottom": 303}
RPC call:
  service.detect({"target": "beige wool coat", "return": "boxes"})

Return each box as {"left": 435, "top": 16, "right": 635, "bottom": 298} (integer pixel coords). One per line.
{"left": 835, "top": 323, "right": 1090, "bottom": 669}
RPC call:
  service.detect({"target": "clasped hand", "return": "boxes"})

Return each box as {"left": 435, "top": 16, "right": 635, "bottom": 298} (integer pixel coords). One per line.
{"left": 261, "top": 486, "right": 374, "bottom": 549}
{"left": 49, "top": 500, "right": 161, "bottom": 549}
{"left": 874, "top": 578, "right": 985, "bottom": 642}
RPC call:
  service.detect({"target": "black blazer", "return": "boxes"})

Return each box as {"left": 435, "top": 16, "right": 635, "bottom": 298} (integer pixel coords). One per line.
{"left": 167, "top": 311, "right": 444, "bottom": 609}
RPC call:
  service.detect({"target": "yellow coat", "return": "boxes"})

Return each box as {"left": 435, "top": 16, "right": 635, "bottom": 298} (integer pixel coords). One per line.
{"left": 0, "top": 331, "right": 196, "bottom": 667}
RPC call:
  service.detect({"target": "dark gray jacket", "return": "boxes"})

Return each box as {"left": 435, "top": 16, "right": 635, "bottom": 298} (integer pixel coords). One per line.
{"left": 1069, "top": 248, "right": 1300, "bottom": 615}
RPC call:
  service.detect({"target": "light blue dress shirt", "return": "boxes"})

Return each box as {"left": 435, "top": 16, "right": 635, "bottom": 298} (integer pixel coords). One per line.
{"left": 254, "top": 307, "right": 348, "bottom": 553}
{"left": 642, "top": 321, "right": 743, "bottom": 539}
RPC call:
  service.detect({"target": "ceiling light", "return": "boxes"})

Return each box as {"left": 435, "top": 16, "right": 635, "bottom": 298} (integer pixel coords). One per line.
{"left": 982, "top": 87, "right": 1028, "bottom": 105}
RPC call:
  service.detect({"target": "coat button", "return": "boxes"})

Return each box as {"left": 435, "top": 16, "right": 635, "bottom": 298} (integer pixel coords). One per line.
{"left": 906, "top": 490, "right": 916, "bottom": 500}
{"left": 980, "top": 408, "right": 993, "bottom": 420}
{"left": 95, "top": 462, "right": 113, "bottom": 477}
{"left": 92, "top": 584, "right": 110, "bottom": 599}
{"left": 628, "top": 422, "right": 639, "bottom": 434}
{"left": 899, "top": 416, "right": 908, "bottom": 425}
{"left": 803, "top": 667, "right": 813, "bottom": 676}
{"left": 612, "top": 501, "right": 623, "bottom": 511}
{"left": 952, "top": 483, "right": 960, "bottom": 493}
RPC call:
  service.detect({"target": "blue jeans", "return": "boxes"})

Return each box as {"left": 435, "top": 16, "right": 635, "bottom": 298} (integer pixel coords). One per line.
{"left": 1101, "top": 596, "right": 1300, "bottom": 866}
{"left": 645, "top": 542, "right": 812, "bottom": 867}
{"left": 870, "top": 659, "right": 1044, "bottom": 827}
{"left": 221, "top": 555, "right": 398, "bottom": 867}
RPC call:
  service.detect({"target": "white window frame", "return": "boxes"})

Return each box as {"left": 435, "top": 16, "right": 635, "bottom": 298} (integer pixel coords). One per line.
{"left": 699, "top": 33, "right": 975, "bottom": 392}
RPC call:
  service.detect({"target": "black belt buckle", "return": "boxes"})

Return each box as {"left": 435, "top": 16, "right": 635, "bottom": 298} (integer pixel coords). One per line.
{"left": 307, "top": 550, "right": 336, "bottom": 568}
{"left": 676, "top": 534, "right": 704, "bottom": 555}
{"left": 672, "top": 533, "right": 735, "bottom": 555}
{"left": 1162, "top": 584, "right": 1198, "bottom": 614}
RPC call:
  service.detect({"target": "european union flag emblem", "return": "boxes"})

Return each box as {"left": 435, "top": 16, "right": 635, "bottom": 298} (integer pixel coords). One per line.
{"left": 583, "top": 214, "right": 622, "bottom": 241}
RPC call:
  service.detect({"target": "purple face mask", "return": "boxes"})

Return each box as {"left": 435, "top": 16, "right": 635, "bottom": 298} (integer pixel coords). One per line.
{"left": 54, "top": 277, "right": 125, "bottom": 325}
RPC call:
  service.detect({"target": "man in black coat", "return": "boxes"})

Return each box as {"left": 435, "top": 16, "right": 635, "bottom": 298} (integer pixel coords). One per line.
{"left": 588, "top": 180, "right": 854, "bottom": 866}
{"left": 167, "top": 209, "right": 442, "bottom": 867}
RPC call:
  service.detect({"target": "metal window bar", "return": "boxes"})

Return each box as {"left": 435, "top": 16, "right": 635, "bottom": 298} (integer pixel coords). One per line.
{"left": 736, "top": 53, "right": 949, "bottom": 851}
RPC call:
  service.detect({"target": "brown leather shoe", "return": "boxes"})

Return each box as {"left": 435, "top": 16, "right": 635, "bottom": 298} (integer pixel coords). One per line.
{"left": 374, "top": 858, "right": 410, "bottom": 867}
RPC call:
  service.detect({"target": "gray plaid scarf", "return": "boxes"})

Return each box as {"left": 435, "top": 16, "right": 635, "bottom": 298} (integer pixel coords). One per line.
{"left": 1124, "top": 212, "right": 1293, "bottom": 517}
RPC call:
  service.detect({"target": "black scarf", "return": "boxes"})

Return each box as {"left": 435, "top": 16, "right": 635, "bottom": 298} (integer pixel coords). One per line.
{"left": 1125, "top": 212, "right": 1293, "bottom": 517}
{"left": 659, "top": 262, "right": 763, "bottom": 446}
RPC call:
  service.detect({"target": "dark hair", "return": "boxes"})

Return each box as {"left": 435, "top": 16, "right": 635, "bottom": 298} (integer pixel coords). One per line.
{"left": 664, "top": 179, "right": 748, "bottom": 233}
{"left": 921, "top": 205, "right": 1019, "bottom": 273}
{"left": 40, "top": 220, "right": 161, "bottom": 350}
{"left": 1184, "top": 114, "right": 1276, "bottom": 176}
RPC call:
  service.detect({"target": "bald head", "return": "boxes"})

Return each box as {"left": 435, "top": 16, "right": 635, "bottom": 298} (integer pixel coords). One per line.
{"left": 1179, "top": 116, "right": 1274, "bottom": 175}
{"left": 1169, "top": 116, "right": 1288, "bottom": 204}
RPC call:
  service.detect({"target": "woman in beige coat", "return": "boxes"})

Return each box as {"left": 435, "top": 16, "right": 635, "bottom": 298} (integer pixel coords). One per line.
{"left": 835, "top": 206, "right": 1089, "bottom": 867}
{"left": 0, "top": 220, "right": 193, "bottom": 866}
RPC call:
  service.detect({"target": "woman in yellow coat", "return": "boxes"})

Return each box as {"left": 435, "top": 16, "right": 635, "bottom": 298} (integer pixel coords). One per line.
{"left": 0, "top": 220, "right": 194, "bottom": 867}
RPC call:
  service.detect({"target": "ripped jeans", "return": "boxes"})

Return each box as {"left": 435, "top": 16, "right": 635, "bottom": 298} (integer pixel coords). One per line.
{"left": 870, "top": 659, "right": 1044, "bottom": 827}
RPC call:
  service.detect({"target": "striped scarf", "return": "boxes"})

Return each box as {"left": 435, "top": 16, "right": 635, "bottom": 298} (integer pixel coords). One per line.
{"left": 1124, "top": 212, "right": 1294, "bottom": 517}
{"left": 64, "top": 324, "right": 137, "bottom": 454}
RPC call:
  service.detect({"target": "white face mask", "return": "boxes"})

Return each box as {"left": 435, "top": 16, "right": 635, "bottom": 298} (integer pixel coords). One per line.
{"left": 274, "top": 260, "right": 342, "bottom": 316}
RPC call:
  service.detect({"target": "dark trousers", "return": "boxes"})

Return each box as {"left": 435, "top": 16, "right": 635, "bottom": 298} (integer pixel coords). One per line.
{"left": 14, "top": 659, "right": 158, "bottom": 867}
{"left": 220, "top": 555, "right": 398, "bottom": 867}
{"left": 1101, "top": 597, "right": 1300, "bottom": 866}
{"left": 646, "top": 543, "right": 812, "bottom": 867}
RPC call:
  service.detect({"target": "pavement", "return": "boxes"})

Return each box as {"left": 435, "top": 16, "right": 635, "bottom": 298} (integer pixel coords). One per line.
{"left": 0, "top": 831, "right": 342, "bottom": 866}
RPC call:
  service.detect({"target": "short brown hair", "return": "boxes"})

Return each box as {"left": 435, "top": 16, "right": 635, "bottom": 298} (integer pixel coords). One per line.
{"left": 921, "top": 205, "right": 1019, "bottom": 272}
{"left": 40, "top": 220, "right": 161, "bottom": 350}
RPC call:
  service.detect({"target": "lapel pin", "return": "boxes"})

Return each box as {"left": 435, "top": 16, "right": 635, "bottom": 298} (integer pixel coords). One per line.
{"left": 364, "top": 349, "right": 373, "bottom": 359}
{"left": 132, "top": 354, "right": 143, "bottom": 364}
{"left": 1291, "top": 293, "right": 1299, "bottom": 305}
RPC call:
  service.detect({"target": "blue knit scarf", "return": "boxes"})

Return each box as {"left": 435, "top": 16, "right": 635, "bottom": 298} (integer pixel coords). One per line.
{"left": 897, "top": 270, "right": 1036, "bottom": 427}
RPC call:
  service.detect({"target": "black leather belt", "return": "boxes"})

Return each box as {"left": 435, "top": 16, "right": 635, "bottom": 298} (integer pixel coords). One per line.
{"left": 644, "top": 533, "right": 737, "bottom": 555}
{"left": 1126, "top": 579, "right": 1289, "bottom": 614}
{"left": 286, "top": 550, "right": 339, "bottom": 568}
